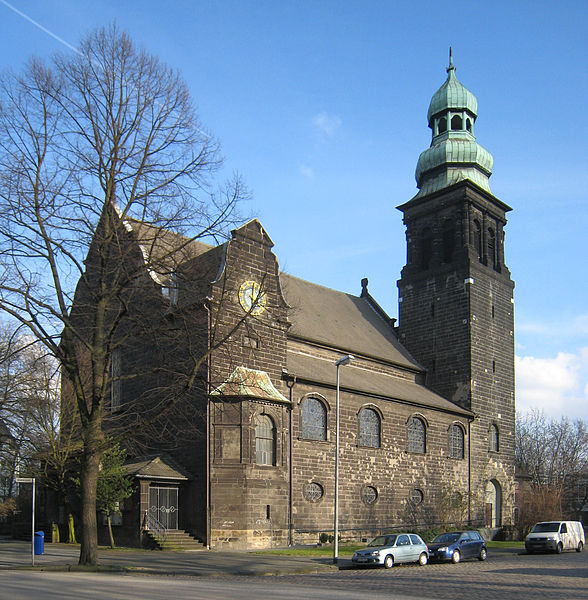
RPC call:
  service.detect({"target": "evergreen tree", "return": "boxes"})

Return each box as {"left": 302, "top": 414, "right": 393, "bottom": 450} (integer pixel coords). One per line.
{"left": 96, "top": 444, "right": 133, "bottom": 548}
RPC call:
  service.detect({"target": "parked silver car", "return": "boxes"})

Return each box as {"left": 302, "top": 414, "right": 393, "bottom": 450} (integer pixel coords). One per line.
{"left": 351, "top": 533, "right": 429, "bottom": 568}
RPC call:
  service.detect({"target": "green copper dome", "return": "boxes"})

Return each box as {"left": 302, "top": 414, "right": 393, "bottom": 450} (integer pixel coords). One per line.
{"left": 427, "top": 54, "right": 478, "bottom": 122}
{"left": 414, "top": 50, "right": 493, "bottom": 198}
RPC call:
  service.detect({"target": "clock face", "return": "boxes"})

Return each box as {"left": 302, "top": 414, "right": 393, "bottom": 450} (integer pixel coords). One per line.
{"left": 238, "top": 280, "right": 267, "bottom": 315}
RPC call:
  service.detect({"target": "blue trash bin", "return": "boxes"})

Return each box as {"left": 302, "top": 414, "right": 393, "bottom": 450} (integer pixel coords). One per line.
{"left": 34, "top": 531, "right": 44, "bottom": 555}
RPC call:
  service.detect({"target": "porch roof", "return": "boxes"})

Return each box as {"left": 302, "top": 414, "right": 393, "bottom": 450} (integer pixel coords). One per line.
{"left": 210, "top": 366, "right": 289, "bottom": 404}
{"left": 124, "top": 454, "right": 191, "bottom": 481}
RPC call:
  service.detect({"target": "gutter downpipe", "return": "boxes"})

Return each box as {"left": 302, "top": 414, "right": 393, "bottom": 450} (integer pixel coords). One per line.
{"left": 286, "top": 376, "right": 296, "bottom": 547}
{"left": 206, "top": 303, "right": 212, "bottom": 549}
{"left": 468, "top": 416, "right": 473, "bottom": 525}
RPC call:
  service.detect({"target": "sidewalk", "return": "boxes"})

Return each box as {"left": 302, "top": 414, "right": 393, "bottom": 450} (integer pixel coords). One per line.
{"left": 0, "top": 539, "right": 342, "bottom": 577}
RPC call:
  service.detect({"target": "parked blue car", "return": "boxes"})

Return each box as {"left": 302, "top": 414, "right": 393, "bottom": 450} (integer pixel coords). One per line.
{"left": 427, "top": 531, "right": 487, "bottom": 563}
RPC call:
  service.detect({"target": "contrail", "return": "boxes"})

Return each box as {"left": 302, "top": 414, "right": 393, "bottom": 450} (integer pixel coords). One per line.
{"left": 0, "top": 0, "right": 82, "bottom": 55}
{"left": 0, "top": 0, "right": 212, "bottom": 141}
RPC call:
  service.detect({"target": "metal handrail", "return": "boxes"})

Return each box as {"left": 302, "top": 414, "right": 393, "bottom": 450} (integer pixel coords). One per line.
{"left": 143, "top": 510, "right": 168, "bottom": 544}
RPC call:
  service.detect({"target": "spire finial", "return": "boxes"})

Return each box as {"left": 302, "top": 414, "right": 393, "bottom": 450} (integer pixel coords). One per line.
{"left": 447, "top": 46, "right": 455, "bottom": 73}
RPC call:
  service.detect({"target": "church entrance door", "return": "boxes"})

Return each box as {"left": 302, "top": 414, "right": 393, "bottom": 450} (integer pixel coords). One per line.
{"left": 485, "top": 503, "right": 492, "bottom": 527}
{"left": 484, "top": 480, "right": 502, "bottom": 528}
{"left": 149, "top": 486, "right": 178, "bottom": 530}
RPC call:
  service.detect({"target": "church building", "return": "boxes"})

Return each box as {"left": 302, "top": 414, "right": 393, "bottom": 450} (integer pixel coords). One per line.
{"left": 74, "top": 55, "right": 516, "bottom": 549}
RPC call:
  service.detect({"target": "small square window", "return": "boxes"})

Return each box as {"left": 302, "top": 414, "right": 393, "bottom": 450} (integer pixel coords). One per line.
{"left": 243, "top": 336, "right": 259, "bottom": 349}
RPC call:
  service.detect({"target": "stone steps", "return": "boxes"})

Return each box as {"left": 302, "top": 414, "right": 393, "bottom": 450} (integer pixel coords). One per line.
{"left": 146, "top": 529, "right": 206, "bottom": 551}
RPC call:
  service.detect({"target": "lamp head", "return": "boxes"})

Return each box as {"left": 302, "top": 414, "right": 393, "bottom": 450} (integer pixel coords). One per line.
{"left": 336, "top": 354, "right": 355, "bottom": 367}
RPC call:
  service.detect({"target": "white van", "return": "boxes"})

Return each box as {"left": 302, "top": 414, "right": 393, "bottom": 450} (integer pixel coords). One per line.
{"left": 525, "top": 521, "right": 585, "bottom": 554}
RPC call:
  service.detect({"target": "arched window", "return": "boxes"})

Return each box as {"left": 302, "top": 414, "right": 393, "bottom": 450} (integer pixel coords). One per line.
{"left": 473, "top": 219, "right": 482, "bottom": 261}
{"left": 451, "top": 114, "right": 463, "bottom": 130}
{"left": 301, "top": 397, "right": 327, "bottom": 441}
{"left": 449, "top": 424, "right": 465, "bottom": 459}
{"left": 487, "top": 228, "right": 498, "bottom": 270}
{"left": 408, "top": 417, "right": 426, "bottom": 453}
{"left": 110, "top": 348, "right": 122, "bottom": 412}
{"left": 442, "top": 220, "right": 455, "bottom": 263}
{"left": 162, "top": 271, "right": 178, "bottom": 306}
{"left": 255, "top": 414, "right": 276, "bottom": 465}
{"left": 359, "top": 408, "right": 381, "bottom": 448}
{"left": 489, "top": 424, "right": 499, "bottom": 452}
{"left": 466, "top": 118, "right": 472, "bottom": 132}
{"left": 420, "top": 227, "right": 433, "bottom": 270}
{"left": 438, "top": 117, "right": 447, "bottom": 134}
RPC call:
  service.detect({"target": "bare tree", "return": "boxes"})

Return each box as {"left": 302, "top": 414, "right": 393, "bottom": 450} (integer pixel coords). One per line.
{"left": 434, "top": 485, "right": 470, "bottom": 529}
{"left": 0, "top": 24, "right": 246, "bottom": 564}
{"left": 516, "top": 410, "right": 588, "bottom": 526}
{"left": 0, "top": 324, "right": 47, "bottom": 497}
{"left": 0, "top": 320, "right": 80, "bottom": 540}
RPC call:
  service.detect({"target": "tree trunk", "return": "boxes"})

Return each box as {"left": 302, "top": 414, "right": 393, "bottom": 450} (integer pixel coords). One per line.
{"left": 78, "top": 427, "right": 103, "bottom": 565}
{"left": 107, "top": 513, "right": 115, "bottom": 548}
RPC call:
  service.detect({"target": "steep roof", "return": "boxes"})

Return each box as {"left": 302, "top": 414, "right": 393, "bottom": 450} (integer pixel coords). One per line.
{"left": 286, "top": 350, "right": 471, "bottom": 416}
{"left": 124, "top": 218, "right": 214, "bottom": 285}
{"left": 280, "top": 273, "right": 421, "bottom": 371}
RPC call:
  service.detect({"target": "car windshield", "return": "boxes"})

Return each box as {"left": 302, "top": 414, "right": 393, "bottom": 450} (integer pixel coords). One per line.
{"left": 531, "top": 522, "right": 560, "bottom": 533}
{"left": 368, "top": 535, "right": 397, "bottom": 547}
{"left": 432, "top": 533, "right": 460, "bottom": 544}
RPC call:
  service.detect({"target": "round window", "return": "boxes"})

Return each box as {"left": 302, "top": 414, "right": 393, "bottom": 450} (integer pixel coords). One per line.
{"left": 409, "top": 488, "right": 424, "bottom": 505}
{"left": 362, "top": 486, "right": 378, "bottom": 505}
{"left": 304, "top": 482, "right": 324, "bottom": 503}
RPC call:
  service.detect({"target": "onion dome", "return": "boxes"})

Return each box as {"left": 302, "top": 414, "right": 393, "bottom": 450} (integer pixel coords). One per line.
{"left": 414, "top": 50, "right": 493, "bottom": 198}
{"left": 427, "top": 52, "right": 478, "bottom": 123}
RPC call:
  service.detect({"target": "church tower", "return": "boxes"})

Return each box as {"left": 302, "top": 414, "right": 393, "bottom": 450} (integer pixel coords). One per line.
{"left": 397, "top": 52, "right": 515, "bottom": 527}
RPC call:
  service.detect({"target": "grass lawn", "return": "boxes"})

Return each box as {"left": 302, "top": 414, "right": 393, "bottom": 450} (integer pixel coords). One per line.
{"left": 486, "top": 540, "right": 524, "bottom": 549}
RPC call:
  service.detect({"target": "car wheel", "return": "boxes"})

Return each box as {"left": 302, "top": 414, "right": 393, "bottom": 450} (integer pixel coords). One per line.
{"left": 576, "top": 542, "right": 583, "bottom": 553}
{"left": 451, "top": 550, "right": 461, "bottom": 564}
{"left": 478, "top": 548, "right": 487, "bottom": 561}
{"left": 556, "top": 542, "right": 563, "bottom": 554}
{"left": 384, "top": 554, "right": 394, "bottom": 569}
{"left": 418, "top": 552, "right": 428, "bottom": 566}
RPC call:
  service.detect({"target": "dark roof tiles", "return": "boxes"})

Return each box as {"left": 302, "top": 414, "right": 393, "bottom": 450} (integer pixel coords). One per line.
{"left": 280, "top": 273, "right": 420, "bottom": 370}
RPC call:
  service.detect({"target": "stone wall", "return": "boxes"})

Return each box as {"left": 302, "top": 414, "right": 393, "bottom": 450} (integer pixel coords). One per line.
{"left": 289, "top": 353, "right": 472, "bottom": 544}
{"left": 207, "top": 221, "right": 291, "bottom": 549}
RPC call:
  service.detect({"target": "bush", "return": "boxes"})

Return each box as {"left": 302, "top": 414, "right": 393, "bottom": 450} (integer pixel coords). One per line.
{"left": 0, "top": 498, "right": 17, "bottom": 517}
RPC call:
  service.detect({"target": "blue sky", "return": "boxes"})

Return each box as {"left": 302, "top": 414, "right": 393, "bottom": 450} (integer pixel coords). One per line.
{"left": 1, "top": 0, "right": 587, "bottom": 420}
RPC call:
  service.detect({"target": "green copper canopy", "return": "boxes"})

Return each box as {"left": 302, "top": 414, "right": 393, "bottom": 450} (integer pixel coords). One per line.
{"left": 427, "top": 51, "right": 478, "bottom": 122}
{"left": 414, "top": 50, "right": 493, "bottom": 198}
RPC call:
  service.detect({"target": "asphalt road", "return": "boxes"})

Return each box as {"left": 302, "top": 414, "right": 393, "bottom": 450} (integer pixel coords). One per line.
{"left": 0, "top": 545, "right": 586, "bottom": 600}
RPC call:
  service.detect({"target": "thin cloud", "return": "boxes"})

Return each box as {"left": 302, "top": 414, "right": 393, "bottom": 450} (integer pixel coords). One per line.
{"left": 517, "top": 314, "right": 588, "bottom": 337}
{"left": 299, "top": 164, "right": 314, "bottom": 179}
{"left": 312, "top": 112, "right": 342, "bottom": 137}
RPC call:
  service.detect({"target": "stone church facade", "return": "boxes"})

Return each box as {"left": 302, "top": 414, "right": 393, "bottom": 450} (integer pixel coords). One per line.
{"left": 72, "top": 56, "right": 516, "bottom": 549}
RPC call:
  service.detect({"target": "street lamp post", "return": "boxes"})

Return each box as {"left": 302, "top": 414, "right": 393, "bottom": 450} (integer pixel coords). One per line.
{"left": 16, "top": 477, "right": 35, "bottom": 566}
{"left": 333, "top": 354, "right": 354, "bottom": 565}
